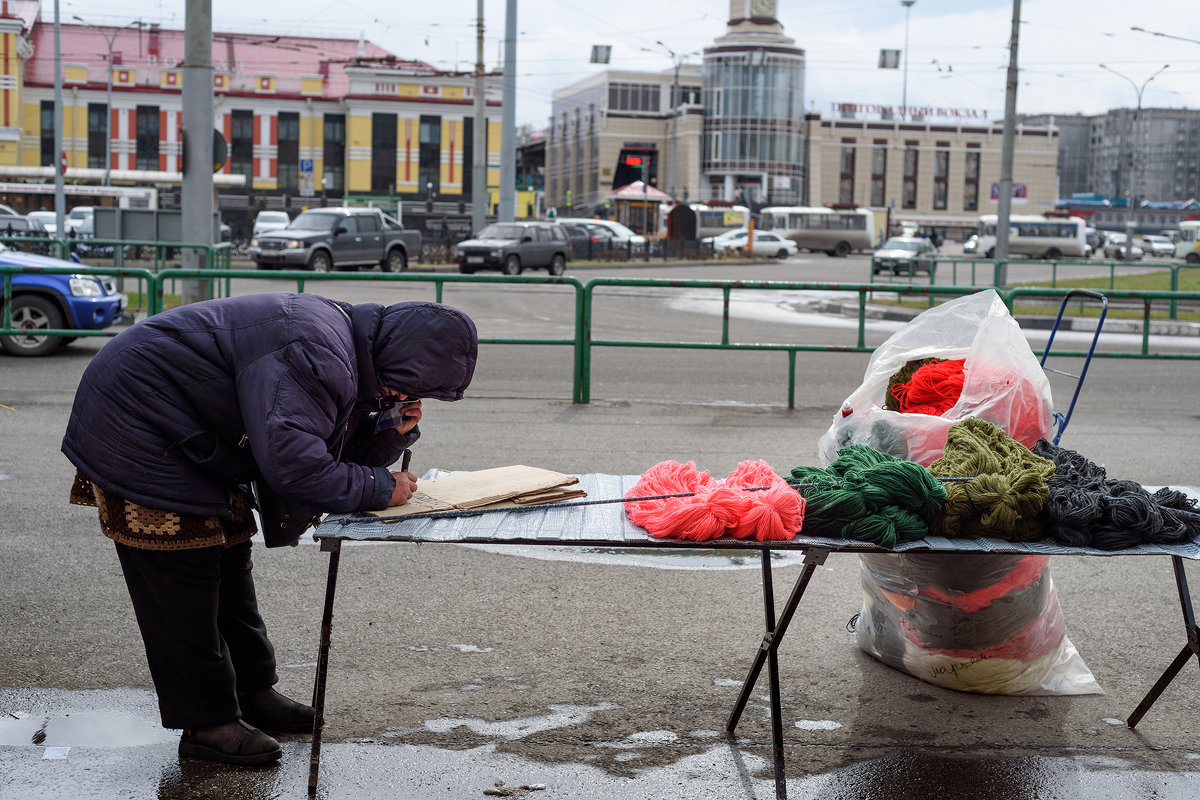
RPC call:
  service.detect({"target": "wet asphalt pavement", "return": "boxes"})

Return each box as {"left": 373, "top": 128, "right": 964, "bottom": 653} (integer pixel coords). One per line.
{"left": 4, "top": 271, "right": 1200, "bottom": 799}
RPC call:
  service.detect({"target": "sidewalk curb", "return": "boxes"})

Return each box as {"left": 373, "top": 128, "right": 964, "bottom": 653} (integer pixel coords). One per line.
{"left": 821, "top": 300, "right": 1200, "bottom": 337}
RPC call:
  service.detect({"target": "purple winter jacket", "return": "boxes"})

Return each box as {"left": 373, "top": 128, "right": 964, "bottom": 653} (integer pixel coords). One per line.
{"left": 61, "top": 292, "right": 477, "bottom": 519}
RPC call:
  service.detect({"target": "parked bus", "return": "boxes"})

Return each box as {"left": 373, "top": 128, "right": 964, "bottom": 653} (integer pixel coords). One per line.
{"left": 757, "top": 206, "right": 875, "bottom": 257}
{"left": 683, "top": 204, "right": 751, "bottom": 239}
{"left": 975, "top": 213, "right": 1089, "bottom": 259}
{"left": 1175, "top": 220, "right": 1200, "bottom": 263}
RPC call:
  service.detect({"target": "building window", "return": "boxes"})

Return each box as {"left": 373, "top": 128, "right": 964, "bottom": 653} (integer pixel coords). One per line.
{"left": 870, "top": 139, "right": 887, "bottom": 207}
{"left": 417, "top": 115, "right": 440, "bottom": 198}
{"left": 372, "top": 113, "right": 398, "bottom": 195}
{"left": 933, "top": 141, "right": 949, "bottom": 210}
{"left": 607, "top": 81, "right": 661, "bottom": 112}
{"left": 839, "top": 138, "right": 856, "bottom": 205}
{"left": 40, "top": 101, "right": 55, "bottom": 167}
{"left": 902, "top": 141, "right": 918, "bottom": 209}
{"left": 230, "top": 110, "right": 253, "bottom": 185}
{"left": 323, "top": 113, "right": 345, "bottom": 193}
{"left": 88, "top": 103, "right": 108, "bottom": 170}
{"left": 964, "top": 145, "right": 980, "bottom": 212}
{"left": 136, "top": 105, "right": 159, "bottom": 171}
{"left": 277, "top": 112, "right": 299, "bottom": 193}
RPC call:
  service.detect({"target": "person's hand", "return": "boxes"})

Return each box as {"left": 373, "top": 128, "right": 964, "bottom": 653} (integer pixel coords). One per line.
{"left": 388, "top": 470, "right": 418, "bottom": 506}
{"left": 394, "top": 400, "right": 422, "bottom": 436}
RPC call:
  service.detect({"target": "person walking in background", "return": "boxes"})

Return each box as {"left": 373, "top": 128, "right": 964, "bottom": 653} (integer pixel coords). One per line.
{"left": 62, "top": 294, "right": 478, "bottom": 766}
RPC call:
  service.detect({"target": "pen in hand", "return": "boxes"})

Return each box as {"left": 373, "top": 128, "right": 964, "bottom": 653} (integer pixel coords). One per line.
{"left": 388, "top": 449, "right": 415, "bottom": 508}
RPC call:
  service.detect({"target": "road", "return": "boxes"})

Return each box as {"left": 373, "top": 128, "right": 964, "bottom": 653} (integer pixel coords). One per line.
{"left": 2, "top": 259, "right": 1200, "bottom": 799}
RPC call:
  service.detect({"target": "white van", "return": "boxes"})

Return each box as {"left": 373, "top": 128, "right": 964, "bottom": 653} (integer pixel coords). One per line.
{"left": 555, "top": 217, "right": 646, "bottom": 251}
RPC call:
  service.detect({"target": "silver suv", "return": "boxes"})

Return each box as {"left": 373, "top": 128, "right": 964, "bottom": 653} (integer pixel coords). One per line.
{"left": 455, "top": 222, "right": 570, "bottom": 275}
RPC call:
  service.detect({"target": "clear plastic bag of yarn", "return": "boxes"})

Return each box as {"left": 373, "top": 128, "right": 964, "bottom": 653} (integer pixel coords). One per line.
{"left": 818, "top": 289, "right": 1054, "bottom": 468}
{"left": 854, "top": 552, "right": 1102, "bottom": 695}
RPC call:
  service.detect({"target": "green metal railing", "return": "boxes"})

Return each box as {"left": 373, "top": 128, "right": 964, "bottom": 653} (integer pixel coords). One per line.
{"left": 871, "top": 256, "right": 1200, "bottom": 319}
{"left": 5, "top": 262, "right": 1200, "bottom": 405}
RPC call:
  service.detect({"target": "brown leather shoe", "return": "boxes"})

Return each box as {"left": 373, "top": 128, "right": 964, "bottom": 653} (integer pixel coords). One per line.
{"left": 178, "top": 719, "right": 282, "bottom": 766}
{"left": 238, "top": 687, "right": 316, "bottom": 734}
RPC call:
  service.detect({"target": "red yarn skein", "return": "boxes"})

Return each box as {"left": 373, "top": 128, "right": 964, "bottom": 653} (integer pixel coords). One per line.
{"left": 890, "top": 358, "right": 966, "bottom": 416}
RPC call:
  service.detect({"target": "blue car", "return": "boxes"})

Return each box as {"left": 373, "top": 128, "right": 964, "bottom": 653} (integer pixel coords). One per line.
{"left": 1, "top": 246, "right": 126, "bottom": 356}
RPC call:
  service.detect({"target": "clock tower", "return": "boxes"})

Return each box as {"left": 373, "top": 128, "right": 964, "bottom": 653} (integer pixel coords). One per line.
{"left": 729, "top": 0, "right": 780, "bottom": 26}
{"left": 705, "top": 0, "right": 806, "bottom": 205}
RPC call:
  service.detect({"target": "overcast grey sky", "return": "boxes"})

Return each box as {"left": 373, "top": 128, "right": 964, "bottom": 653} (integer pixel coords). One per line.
{"left": 55, "top": 0, "right": 1200, "bottom": 128}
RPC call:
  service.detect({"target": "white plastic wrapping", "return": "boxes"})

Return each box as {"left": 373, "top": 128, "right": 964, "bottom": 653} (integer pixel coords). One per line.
{"left": 819, "top": 290, "right": 1054, "bottom": 468}
{"left": 829, "top": 290, "right": 1099, "bottom": 695}
{"left": 855, "top": 553, "right": 1102, "bottom": 695}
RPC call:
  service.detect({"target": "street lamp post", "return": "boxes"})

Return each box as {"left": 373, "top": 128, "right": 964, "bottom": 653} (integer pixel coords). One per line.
{"left": 642, "top": 41, "right": 696, "bottom": 203}
{"left": 900, "top": 0, "right": 916, "bottom": 121}
{"left": 73, "top": 17, "right": 141, "bottom": 186}
{"left": 1099, "top": 62, "right": 1169, "bottom": 239}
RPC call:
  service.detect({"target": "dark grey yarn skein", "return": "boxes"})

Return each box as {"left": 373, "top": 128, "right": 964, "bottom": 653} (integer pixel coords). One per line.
{"left": 1031, "top": 439, "right": 1200, "bottom": 550}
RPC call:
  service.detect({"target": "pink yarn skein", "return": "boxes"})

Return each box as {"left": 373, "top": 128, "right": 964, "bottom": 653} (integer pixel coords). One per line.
{"left": 625, "top": 459, "right": 804, "bottom": 542}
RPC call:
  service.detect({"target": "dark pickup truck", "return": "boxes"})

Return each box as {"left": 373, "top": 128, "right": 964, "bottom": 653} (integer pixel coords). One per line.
{"left": 249, "top": 207, "right": 421, "bottom": 272}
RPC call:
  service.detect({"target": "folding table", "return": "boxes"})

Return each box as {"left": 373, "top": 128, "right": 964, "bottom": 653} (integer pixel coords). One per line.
{"left": 305, "top": 472, "right": 1200, "bottom": 798}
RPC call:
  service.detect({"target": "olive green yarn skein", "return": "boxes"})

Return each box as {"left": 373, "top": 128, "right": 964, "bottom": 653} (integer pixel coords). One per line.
{"left": 928, "top": 418, "right": 1055, "bottom": 542}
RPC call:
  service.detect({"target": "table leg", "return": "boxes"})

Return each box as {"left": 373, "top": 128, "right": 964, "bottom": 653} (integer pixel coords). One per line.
{"left": 1128, "top": 556, "right": 1200, "bottom": 728}
{"left": 308, "top": 540, "right": 343, "bottom": 795}
{"left": 726, "top": 548, "right": 829, "bottom": 800}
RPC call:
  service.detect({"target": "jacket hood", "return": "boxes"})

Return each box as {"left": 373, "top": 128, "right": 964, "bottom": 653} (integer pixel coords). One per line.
{"left": 348, "top": 301, "right": 478, "bottom": 404}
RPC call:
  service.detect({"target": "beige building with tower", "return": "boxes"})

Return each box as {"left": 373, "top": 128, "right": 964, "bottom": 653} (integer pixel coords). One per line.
{"left": 546, "top": 0, "right": 1060, "bottom": 238}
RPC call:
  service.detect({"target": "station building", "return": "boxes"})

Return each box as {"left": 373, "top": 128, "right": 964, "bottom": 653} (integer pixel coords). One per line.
{"left": 545, "top": 0, "right": 1059, "bottom": 239}
{"left": 805, "top": 110, "right": 1060, "bottom": 239}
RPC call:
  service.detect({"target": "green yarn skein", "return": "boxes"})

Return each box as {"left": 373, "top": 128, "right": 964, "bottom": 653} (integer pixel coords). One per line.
{"left": 791, "top": 444, "right": 948, "bottom": 548}
{"left": 928, "top": 417, "right": 1055, "bottom": 542}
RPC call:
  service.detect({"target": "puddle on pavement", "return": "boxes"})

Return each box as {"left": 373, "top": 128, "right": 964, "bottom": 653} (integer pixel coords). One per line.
{"left": 0, "top": 711, "right": 176, "bottom": 748}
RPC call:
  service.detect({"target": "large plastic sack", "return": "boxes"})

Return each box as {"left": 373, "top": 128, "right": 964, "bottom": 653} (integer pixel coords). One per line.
{"left": 855, "top": 553, "right": 1102, "bottom": 695}
{"left": 819, "top": 289, "right": 1054, "bottom": 468}
{"left": 824, "top": 290, "right": 1099, "bottom": 695}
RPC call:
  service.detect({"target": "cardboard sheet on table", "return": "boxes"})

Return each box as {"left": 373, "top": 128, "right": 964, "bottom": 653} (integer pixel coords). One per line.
{"left": 369, "top": 464, "right": 583, "bottom": 517}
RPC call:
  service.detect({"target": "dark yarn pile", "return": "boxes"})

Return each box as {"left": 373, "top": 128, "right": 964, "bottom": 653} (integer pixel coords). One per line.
{"left": 790, "top": 444, "right": 947, "bottom": 548}
{"left": 1031, "top": 439, "right": 1200, "bottom": 550}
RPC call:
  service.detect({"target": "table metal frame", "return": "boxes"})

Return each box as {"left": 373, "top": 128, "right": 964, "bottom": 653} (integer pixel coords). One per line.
{"left": 304, "top": 527, "right": 1199, "bottom": 799}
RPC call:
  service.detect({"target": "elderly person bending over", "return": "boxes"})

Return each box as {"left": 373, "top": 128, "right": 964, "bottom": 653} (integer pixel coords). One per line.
{"left": 62, "top": 293, "right": 478, "bottom": 766}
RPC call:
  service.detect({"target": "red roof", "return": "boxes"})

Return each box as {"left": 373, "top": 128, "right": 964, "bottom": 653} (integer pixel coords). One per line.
{"left": 27, "top": 23, "right": 433, "bottom": 100}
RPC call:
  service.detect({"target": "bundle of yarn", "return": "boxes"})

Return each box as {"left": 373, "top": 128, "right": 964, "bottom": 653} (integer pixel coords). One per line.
{"left": 886, "top": 358, "right": 966, "bottom": 416}
{"left": 928, "top": 418, "right": 1055, "bottom": 541}
{"left": 624, "top": 460, "right": 803, "bottom": 542}
{"left": 789, "top": 445, "right": 947, "bottom": 548}
{"left": 1031, "top": 439, "right": 1200, "bottom": 550}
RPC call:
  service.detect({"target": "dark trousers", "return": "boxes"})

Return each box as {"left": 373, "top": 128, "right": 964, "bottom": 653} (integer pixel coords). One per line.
{"left": 115, "top": 539, "right": 279, "bottom": 729}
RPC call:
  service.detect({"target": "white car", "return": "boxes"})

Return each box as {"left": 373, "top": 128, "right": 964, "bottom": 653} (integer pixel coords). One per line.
{"left": 65, "top": 206, "right": 94, "bottom": 235}
{"left": 702, "top": 228, "right": 751, "bottom": 248}
{"left": 253, "top": 210, "right": 291, "bottom": 238}
{"left": 26, "top": 210, "right": 58, "bottom": 235}
{"left": 1103, "top": 233, "right": 1143, "bottom": 261}
{"left": 1139, "top": 234, "right": 1175, "bottom": 258}
{"left": 709, "top": 229, "right": 797, "bottom": 258}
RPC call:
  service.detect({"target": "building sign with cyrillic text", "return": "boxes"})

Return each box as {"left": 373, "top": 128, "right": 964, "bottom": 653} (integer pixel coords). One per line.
{"left": 831, "top": 102, "right": 990, "bottom": 120}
